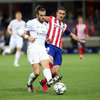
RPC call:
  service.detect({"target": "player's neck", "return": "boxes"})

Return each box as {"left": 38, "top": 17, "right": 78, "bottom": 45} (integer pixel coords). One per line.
{"left": 37, "top": 18, "right": 43, "bottom": 23}
{"left": 17, "top": 19, "right": 21, "bottom": 21}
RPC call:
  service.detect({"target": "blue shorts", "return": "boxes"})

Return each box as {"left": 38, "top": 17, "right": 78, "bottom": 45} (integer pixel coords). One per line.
{"left": 46, "top": 44, "right": 62, "bottom": 66}
{"left": 77, "top": 39, "right": 86, "bottom": 47}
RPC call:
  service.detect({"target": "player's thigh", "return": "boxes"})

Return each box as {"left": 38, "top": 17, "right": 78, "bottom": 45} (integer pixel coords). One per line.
{"left": 53, "top": 49, "right": 62, "bottom": 67}
{"left": 46, "top": 45, "right": 54, "bottom": 64}
{"left": 40, "top": 60, "right": 50, "bottom": 69}
{"left": 78, "top": 40, "right": 86, "bottom": 48}
{"left": 52, "top": 65, "right": 61, "bottom": 75}
{"left": 16, "top": 47, "right": 22, "bottom": 52}
{"left": 16, "top": 39, "right": 23, "bottom": 49}
{"left": 32, "top": 63, "right": 40, "bottom": 76}
{"left": 48, "top": 55, "right": 53, "bottom": 64}
{"left": 9, "top": 38, "right": 15, "bottom": 51}
{"left": 39, "top": 47, "right": 50, "bottom": 69}
{"left": 27, "top": 47, "right": 40, "bottom": 65}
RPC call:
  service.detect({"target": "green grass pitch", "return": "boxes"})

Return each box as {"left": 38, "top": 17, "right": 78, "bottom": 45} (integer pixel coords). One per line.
{"left": 0, "top": 54, "right": 100, "bottom": 100}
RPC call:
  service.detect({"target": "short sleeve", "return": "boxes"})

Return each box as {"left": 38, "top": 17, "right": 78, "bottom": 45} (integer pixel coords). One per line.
{"left": 24, "top": 21, "right": 32, "bottom": 32}
{"left": 8, "top": 21, "right": 13, "bottom": 29}
{"left": 64, "top": 24, "right": 71, "bottom": 35}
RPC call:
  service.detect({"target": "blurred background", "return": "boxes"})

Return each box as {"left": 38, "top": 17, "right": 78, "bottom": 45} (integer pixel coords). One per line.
{"left": 0, "top": 0, "right": 100, "bottom": 54}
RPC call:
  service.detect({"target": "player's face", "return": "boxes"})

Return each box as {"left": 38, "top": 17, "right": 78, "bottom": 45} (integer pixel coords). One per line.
{"left": 15, "top": 13, "right": 22, "bottom": 21}
{"left": 56, "top": 10, "right": 66, "bottom": 21}
{"left": 78, "top": 17, "right": 83, "bottom": 24}
{"left": 37, "top": 11, "right": 46, "bottom": 23}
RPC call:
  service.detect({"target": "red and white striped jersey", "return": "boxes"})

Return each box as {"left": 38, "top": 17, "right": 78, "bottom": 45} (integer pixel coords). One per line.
{"left": 75, "top": 24, "right": 88, "bottom": 40}
{"left": 47, "top": 16, "right": 69, "bottom": 49}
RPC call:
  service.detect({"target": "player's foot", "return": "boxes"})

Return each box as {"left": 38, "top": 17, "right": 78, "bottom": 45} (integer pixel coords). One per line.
{"left": 27, "top": 84, "right": 34, "bottom": 92}
{"left": 81, "top": 56, "right": 85, "bottom": 60}
{"left": 2, "top": 51, "right": 6, "bottom": 56}
{"left": 40, "top": 80, "right": 48, "bottom": 91}
{"left": 14, "top": 63, "right": 19, "bottom": 67}
{"left": 47, "top": 76, "right": 62, "bottom": 87}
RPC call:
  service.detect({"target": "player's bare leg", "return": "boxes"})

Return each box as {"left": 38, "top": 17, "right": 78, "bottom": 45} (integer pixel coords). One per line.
{"left": 52, "top": 65, "right": 60, "bottom": 76}
{"left": 14, "top": 47, "right": 21, "bottom": 67}
{"left": 2, "top": 48, "right": 14, "bottom": 56}
{"left": 40, "top": 60, "right": 53, "bottom": 89}
{"left": 27, "top": 63, "right": 40, "bottom": 92}
{"left": 40, "top": 57, "right": 62, "bottom": 91}
{"left": 40, "top": 56, "right": 53, "bottom": 91}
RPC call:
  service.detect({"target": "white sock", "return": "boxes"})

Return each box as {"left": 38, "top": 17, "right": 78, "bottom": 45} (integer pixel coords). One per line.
{"left": 4, "top": 48, "right": 11, "bottom": 54}
{"left": 28, "top": 72, "right": 37, "bottom": 85}
{"left": 43, "top": 68, "right": 52, "bottom": 82}
{"left": 14, "top": 51, "right": 21, "bottom": 65}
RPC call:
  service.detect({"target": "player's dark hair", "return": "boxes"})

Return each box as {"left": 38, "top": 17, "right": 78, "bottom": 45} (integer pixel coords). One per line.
{"left": 15, "top": 11, "right": 22, "bottom": 15}
{"left": 35, "top": 5, "right": 46, "bottom": 14}
{"left": 57, "top": 6, "right": 67, "bottom": 13}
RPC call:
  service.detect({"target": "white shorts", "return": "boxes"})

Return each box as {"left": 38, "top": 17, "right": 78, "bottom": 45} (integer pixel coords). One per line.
{"left": 0, "top": 42, "right": 5, "bottom": 48}
{"left": 9, "top": 37, "right": 23, "bottom": 49}
{"left": 27, "top": 44, "right": 49, "bottom": 65}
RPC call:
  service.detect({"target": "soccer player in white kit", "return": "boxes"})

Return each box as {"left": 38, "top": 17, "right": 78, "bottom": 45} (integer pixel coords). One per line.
{"left": 18, "top": 6, "right": 60, "bottom": 92}
{"left": 2, "top": 11, "right": 25, "bottom": 67}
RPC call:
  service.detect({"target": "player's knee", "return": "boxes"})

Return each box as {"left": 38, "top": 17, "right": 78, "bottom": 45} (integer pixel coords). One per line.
{"left": 34, "top": 71, "right": 40, "bottom": 76}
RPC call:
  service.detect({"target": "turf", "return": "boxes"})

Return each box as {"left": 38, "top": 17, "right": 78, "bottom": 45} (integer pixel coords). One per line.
{"left": 0, "top": 54, "right": 100, "bottom": 100}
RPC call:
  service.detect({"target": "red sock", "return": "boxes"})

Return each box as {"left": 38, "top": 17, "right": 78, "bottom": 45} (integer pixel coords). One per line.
{"left": 42, "top": 62, "right": 53, "bottom": 84}
{"left": 78, "top": 47, "right": 82, "bottom": 55}
{"left": 82, "top": 47, "right": 85, "bottom": 55}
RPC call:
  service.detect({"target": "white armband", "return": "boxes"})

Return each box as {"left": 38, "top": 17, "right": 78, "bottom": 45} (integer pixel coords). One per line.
{"left": 24, "top": 35, "right": 28, "bottom": 39}
{"left": 17, "top": 26, "right": 25, "bottom": 37}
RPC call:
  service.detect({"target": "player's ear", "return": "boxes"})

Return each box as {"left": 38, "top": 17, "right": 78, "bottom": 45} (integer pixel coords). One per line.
{"left": 36, "top": 13, "right": 38, "bottom": 18}
{"left": 56, "top": 11, "right": 58, "bottom": 16}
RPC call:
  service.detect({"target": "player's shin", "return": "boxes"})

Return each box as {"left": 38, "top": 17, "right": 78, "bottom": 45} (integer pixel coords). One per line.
{"left": 78, "top": 47, "right": 83, "bottom": 56}
{"left": 14, "top": 51, "right": 21, "bottom": 66}
{"left": 43, "top": 68, "right": 52, "bottom": 82}
{"left": 41, "top": 62, "right": 53, "bottom": 84}
{"left": 28, "top": 72, "right": 38, "bottom": 85}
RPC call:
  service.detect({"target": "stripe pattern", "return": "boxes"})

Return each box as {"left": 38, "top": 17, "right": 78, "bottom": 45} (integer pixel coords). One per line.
{"left": 47, "top": 16, "right": 68, "bottom": 48}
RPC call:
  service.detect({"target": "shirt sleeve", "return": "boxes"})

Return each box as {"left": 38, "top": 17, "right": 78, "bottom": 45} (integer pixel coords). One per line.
{"left": 74, "top": 25, "right": 77, "bottom": 35}
{"left": 7, "top": 21, "right": 13, "bottom": 29}
{"left": 85, "top": 25, "right": 88, "bottom": 36}
{"left": 24, "top": 21, "right": 31, "bottom": 32}
{"left": 17, "top": 21, "right": 31, "bottom": 37}
{"left": 64, "top": 24, "right": 71, "bottom": 35}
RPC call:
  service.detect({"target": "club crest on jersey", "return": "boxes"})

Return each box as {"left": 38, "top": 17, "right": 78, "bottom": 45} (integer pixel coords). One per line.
{"left": 32, "top": 59, "right": 35, "bottom": 62}
{"left": 54, "top": 24, "right": 64, "bottom": 31}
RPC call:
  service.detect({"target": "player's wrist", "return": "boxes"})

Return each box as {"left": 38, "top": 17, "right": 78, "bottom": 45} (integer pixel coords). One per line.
{"left": 24, "top": 35, "right": 29, "bottom": 39}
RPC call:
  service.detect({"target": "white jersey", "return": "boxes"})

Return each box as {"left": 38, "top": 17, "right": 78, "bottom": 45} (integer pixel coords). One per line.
{"left": 8, "top": 19, "right": 25, "bottom": 39}
{"left": 23, "top": 18, "right": 49, "bottom": 65}
{"left": 24, "top": 18, "right": 48, "bottom": 47}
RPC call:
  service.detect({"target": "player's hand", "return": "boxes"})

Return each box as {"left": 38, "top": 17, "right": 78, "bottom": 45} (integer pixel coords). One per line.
{"left": 80, "top": 40, "right": 86, "bottom": 44}
{"left": 28, "top": 36, "right": 36, "bottom": 42}
{"left": 46, "top": 38, "right": 51, "bottom": 43}
{"left": 44, "top": 16, "right": 50, "bottom": 22}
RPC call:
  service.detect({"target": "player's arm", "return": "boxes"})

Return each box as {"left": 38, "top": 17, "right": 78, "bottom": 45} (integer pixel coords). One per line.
{"left": 7, "top": 28, "right": 12, "bottom": 35}
{"left": 85, "top": 25, "right": 89, "bottom": 38}
{"left": 7, "top": 21, "right": 13, "bottom": 35}
{"left": 74, "top": 25, "right": 77, "bottom": 36}
{"left": 17, "top": 26, "right": 36, "bottom": 42}
{"left": 65, "top": 30, "right": 85, "bottom": 44}
{"left": 69, "top": 33, "right": 86, "bottom": 44}
{"left": 21, "top": 32, "right": 36, "bottom": 42}
{"left": 44, "top": 16, "right": 53, "bottom": 22}
{"left": 65, "top": 25, "right": 85, "bottom": 44}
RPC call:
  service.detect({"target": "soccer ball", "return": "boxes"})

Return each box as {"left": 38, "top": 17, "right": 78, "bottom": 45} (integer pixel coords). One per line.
{"left": 54, "top": 82, "right": 66, "bottom": 95}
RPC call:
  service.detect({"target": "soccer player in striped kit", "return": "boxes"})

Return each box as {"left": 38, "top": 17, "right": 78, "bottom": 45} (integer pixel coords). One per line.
{"left": 40, "top": 6, "right": 86, "bottom": 91}
{"left": 75, "top": 16, "right": 89, "bottom": 60}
